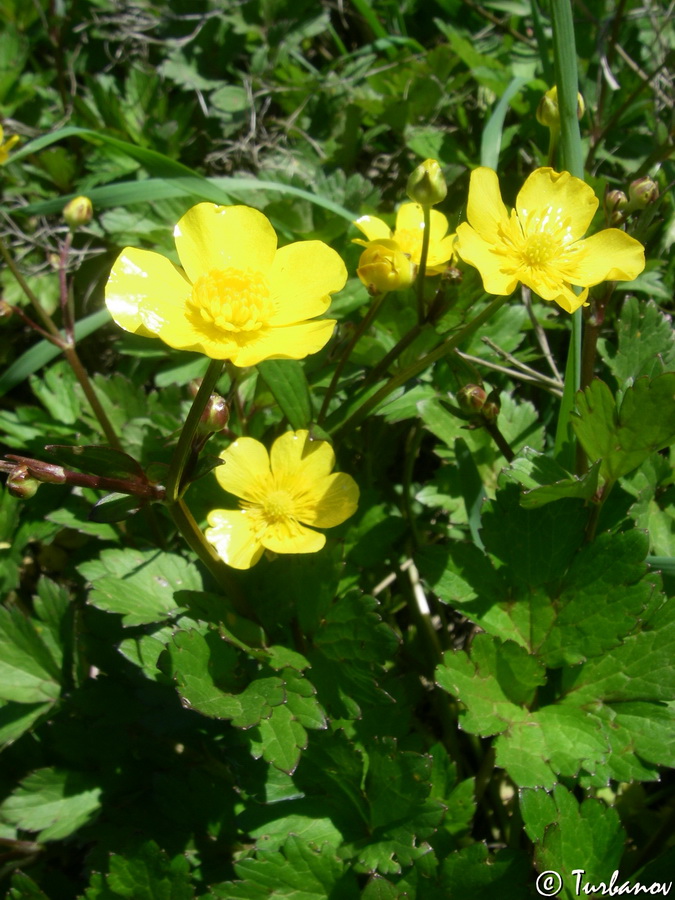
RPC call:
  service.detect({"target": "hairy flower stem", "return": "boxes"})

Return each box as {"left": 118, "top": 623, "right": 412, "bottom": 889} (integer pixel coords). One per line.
{"left": 416, "top": 205, "right": 432, "bottom": 323}
{"left": 332, "top": 296, "right": 507, "bottom": 440}
{"left": 166, "top": 360, "right": 223, "bottom": 503}
{"left": 318, "top": 292, "right": 387, "bottom": 424}
{"left": 0, "top": 233, "right": 122, "bottom": 451}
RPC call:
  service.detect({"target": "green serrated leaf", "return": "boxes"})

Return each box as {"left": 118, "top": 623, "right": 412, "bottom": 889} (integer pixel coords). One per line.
{"left": 502, "top": 447, "right": 601, "bottom": 509}
{"left": 249, "top": 703, "right": 308, "bottom": 774}
{"left": 599, "top": 296, "right": 675, "bottom": 383}
{"left": 0, "top": 606, "right": 62, "bottom": 704}
{"left": 89, "top": 840, "right": 195, "bottom": 900}
{"left": 0, "top": 768, "right": 102, "bottom": 841}
{"left": 7, "top": 872, "right": 52, "bottom": 900}
{"left": 572, "top": 375, "right": 675, "bottom": 483}
{"left": 521, "top": 785, "right": 625, "bottom": 900}
{"left": 215, "top": 834, "right": 358, "bottom": 899}
{"left": 0, "top": 701, "right": 53, "bottom": 749}
{"left": 435, "top": 634, "right": 544, "bottom": 736}
{"left": 79, "top": 549, "right": 199, "bottom": 626}
{"left": 257, "top": 360, "right": 313, "bottom": 430}
{"left": 439, "top": 844, "right": 532, "bottom": 899}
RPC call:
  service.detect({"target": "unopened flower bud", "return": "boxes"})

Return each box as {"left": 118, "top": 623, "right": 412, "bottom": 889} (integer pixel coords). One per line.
{"left": 406, "top": 159, "right": 447, "bottom": 207}
{"left": 357, "top": 240, "right": 416, "bottom": 295}
{"left": 7, "top": 467, "right": 41, "bottom": 499}
{"left": 536, "top": 86, "right": 585, "bottom": 129}
{"left": 199, "top": 392, "right": 229, "bottom": 434}
{"left": 604, "top": 189, "right": 629, "bottom": 225}
{"left": 481, "top": 399, "right": 500, "bottom": 422}
{"left": 63, "top": 195, "right": 93, "bottom": 229}
{"left": 628, "top": 176, "right": 659, "bottom": 209}
{"left": 457, "top": 384, "right": 487, "bottom": 414}
{"left": 0, "top": 300, "right": 13, "bottom": 319}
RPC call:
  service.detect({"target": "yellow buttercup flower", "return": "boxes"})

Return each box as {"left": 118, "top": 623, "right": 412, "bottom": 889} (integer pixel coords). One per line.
{"left": 354, "top": 202, "right": 456, "bottom": 275}
{"left": 455, "top": 167, "right": 646, "bottom": 314}
{"left": 205, "top": 430, "right": 359, "bottom": 569}
{"left": 357, "top": 239, "right": 416, "bottom": 294}
{"left": 105, "top": 203, "right": 347, "bottom": 367}
{"left": 0, "top": 125, "right": 19, "bottom": 164}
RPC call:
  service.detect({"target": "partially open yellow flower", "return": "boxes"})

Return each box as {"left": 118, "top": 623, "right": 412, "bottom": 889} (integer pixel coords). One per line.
{"left": 0, "top": 125, "right": 19, "bottom": 165}
{"left": 105, "top": 203, "right": 347, "bottom": 367}
{"left": 455, "top": 167, "right": 645, "bottom": 313}
{"left": 356, "top": 239, "right": 416, "bottom": 294}
{"left": 354, "top": 202, "right": 456, "bottom": 275}
{"left": 205, "top": 430, "right": 359, "bottom": 569}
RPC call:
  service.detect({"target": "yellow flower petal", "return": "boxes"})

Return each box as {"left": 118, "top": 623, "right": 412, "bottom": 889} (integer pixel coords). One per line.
{"left": 216, "top": 437, "right": 271, "bottom": 502}
{"left": 455, "top": 223, "right": 518, "bottom": 296}
{"left": 260, "top": 521, "right": 326, "bottom": 555}
{"left": 516, "top": 168, "right": 598, "bottom": 242}
{"left": 227, "top": 319, "right": 336, "bottom": 368}
{"left": 354, "top": 214, "right": 392, "bottom": 241}
{"left": 569, "top": 230, "right": 645, "bottom": 285}
{"left": 297, "top": 472, "right": 360, "bottom": 528}
{"left": 268, "top": 241, "right": 347, "bottom": 326}
{"left": 549, "top": 287, "right": 589, "bottom": 314}
{"left": 174, "top": 204, "right": 277, "bottom": 283}
{"left": 466, "top": 167, "right": 509, "bottom": 239}
{"left": 395, "top": 202, "right": 427, "bottom": 235}
{"left": 105, "top": 248, "right": 190, "bottom": 338}
{"left": 270, "top": 430, "right": 336, "bottom": 484}
{"left": 205, "top": 510, "right": 264, "bottom": 569}
{"left": 427, "top": 233, "right": 457, "bottom": 269}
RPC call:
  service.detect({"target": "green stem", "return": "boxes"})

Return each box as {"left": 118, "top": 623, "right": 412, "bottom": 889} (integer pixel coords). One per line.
{"left": 361, "top": 323, "right": 423, "bottom": 389}
{"left": 63, "top": 347, "right": 124, "bottom": 451}
{"left": 0, "top": 232, "right": 123, "bottom": 450}
{"left": 551, "top": 0, "right": 585, "bottom": 471}
{"left": 0, "top": 233, "right": 63, "bottom": 341}
{"left": 318, "top": 292, "right": 387, "bottom": 424}
{"left": 416, "top": 205, "right": 431, "bottom": 323}
{"left": 332, "top": 295, "right": 507, "bottom": 440}
{"left": 166, "top": 360, "right": 223, "bottom": 503}
{"left": 168, "top": 499, "right": 254, "bottom": 619}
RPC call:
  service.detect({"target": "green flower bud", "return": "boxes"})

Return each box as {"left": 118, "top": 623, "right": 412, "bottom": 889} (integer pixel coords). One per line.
{"left": 357, "top": 240, "right": 416, "bottom": 295}
{"left": 536, "top": 86, "right": 585, "bottom": 129}
{"left": 604, "top": 189, "right": 629, "bottom": 225}
{"left": 406, "top": 159, "right": 447, "bottom": 207}
{"left": 63, "top": 195, "right": 93, "bottom": 230}
{"left": 457, "top": 384, "right": 487, "bottom": 414}
{"left": 628, "top": 176, "right": 659, "bottom": 209}
{"left": 6, "top": 466, "right": 41, "bottom": 499}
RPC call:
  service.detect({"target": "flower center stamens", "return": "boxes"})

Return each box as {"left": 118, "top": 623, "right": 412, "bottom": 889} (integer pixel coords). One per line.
{"left": 522, "top": 232, "right": 559, "bottom": 268}
{"left": 261, "top": 490, "right": 294, "bottom": 524}
{"left": 187, "top": 268, "right": 274, "bottom": 334}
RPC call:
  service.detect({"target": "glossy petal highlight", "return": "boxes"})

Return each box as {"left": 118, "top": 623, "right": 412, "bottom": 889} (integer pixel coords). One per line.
{"left": 205, "top": 510, "right": 264, "bottom": 570}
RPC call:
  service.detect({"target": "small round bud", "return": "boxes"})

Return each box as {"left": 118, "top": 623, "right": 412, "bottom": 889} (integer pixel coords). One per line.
{"left": 406, "top": 159, "right": 447, "bottom": 207}
{"left": 7, "top": 467, "right": 41, "bottom": 499}
{"left": 356, "top": 240, "right": 416, "bottom": 295}
{"left": 0, "top": 300, "right": 14, "bottom": 319}
{"left": 628, "top": 176, "right": 659, "bottom": 209}
{"left": 63, "top": 195, "right": 93, "bottom": 230}
{"left": 480, "top": 399, "right": 500, "bottom": 422}
{"left": 457, "top": 384, "right": 487, "bottom": 414}
{"left": 200, "top": 392, "right": 229, "bottom": 434}
{"left": 604, "top": 189, "right": 629, "bottom": 225}
{"left": 536, "top": 86, "right": 585, "bottom": 129}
